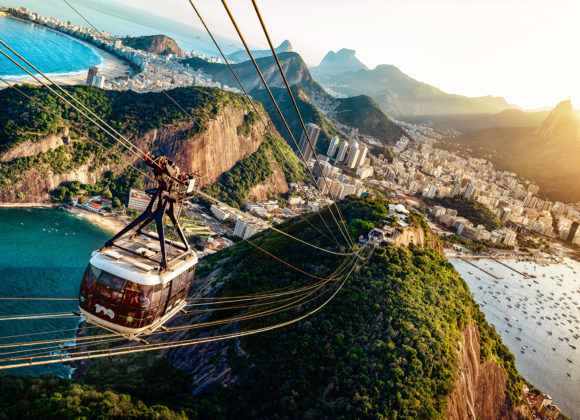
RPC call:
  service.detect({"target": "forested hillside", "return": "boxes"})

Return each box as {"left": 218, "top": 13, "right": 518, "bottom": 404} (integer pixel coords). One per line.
{"left": 0, "top": 197, "right": 530, "bottom": 419}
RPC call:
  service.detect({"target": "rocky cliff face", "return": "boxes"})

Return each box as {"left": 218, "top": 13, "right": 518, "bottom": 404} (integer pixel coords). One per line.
{"left": 0, "top": 104, "right": 286, "bottom": 202}
{"left": 446, "top": 324, "right": 528, "bottom": 420}
{"left": 393, "top": 224, "right": 444, "bottom": 254}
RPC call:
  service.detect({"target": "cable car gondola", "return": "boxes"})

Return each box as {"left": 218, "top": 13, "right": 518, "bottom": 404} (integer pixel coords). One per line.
{"left": 78, "top": 154, "right": 198, "bottom": 339}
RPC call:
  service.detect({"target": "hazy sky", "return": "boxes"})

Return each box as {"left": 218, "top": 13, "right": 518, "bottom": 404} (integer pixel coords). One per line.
{"left": 9, "top": 0, "right": 580, "bottom": 110}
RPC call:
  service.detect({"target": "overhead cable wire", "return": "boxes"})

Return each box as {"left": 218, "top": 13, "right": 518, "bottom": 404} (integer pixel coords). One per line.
{"left": 217, "top": 0, "right": 354, "bottom": 249}
{"left": 0, "top": 254, "right": 357, "bottom": 370}
{"left": 185, "top": 0, "right": 343, "bottom": 248}
{"left": 250, "top": 0, "right": 355, "bottom": 248}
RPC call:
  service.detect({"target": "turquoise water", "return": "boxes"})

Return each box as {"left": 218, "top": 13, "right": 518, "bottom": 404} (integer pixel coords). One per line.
{"left": 1, "top": 0, "right": 240, "bottom": 59}
{"left": 0, "top": 16, "right": 103, "bottom": 79}
{"left": 0, "top": 208, "right": 111, "bottom": 377}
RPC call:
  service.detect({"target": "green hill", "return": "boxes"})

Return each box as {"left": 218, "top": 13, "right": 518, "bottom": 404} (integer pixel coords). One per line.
{"left": 335, "top": 95, "right": 407, "bottom": 144}
{"left": 0, "top": 196, "right": 534, "bottom": 419}
{"left": 182, "top": 53, "right": 406, "bottom": 146}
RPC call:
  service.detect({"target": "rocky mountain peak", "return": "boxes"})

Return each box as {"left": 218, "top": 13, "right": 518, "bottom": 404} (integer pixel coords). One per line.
{"left": 535, "top": 99, "right": 579, "bottom": 138}
{"left": 312, "top": 48, "right": 368, "bottom": 75}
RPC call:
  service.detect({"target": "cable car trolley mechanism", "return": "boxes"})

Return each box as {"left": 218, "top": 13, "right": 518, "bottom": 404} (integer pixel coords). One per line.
{"left": 78, "top": 154, "right": 199, "bottom": 340}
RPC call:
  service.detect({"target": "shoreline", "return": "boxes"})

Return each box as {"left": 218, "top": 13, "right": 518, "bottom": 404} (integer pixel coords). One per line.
{"left": 0, "top": 203, "right": 128, "bottom": 233}
{"left": 64, "top": 207, "right": 128, "bottom": 234}
{"left": 0, "top": 15, "right": 132, "bottom": 87}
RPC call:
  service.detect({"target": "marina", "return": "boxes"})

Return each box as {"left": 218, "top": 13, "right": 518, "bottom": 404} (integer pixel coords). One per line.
{"left": 452, "top": 258, "right": 580, "bottom": 419}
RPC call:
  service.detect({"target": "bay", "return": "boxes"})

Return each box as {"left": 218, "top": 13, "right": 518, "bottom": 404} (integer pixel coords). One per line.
{"left": 0, "top": 208, "right": 111, "bottom": 377}
{"left": 451, "top": 257, "right": 580, "bottom": 419}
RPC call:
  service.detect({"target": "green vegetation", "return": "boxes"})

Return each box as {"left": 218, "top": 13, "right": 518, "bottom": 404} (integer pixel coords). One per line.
{"left": 0, "top": 375, "right": 186, "bottom": 419}
{"left": 236, "top": 111, "right": 258, "bottom": 137}
{"left": 0, "top": 197, "right": 530, "bottom": 418}
{"left": 428, "top": 196, "right": 503, "bottom": 231}
{"left": 0, "top": 85, "right": 246, "bottom": 192}
{"left": 50, "top": 166, "right": 145, "bottom": 207}
{"left": 202, "top": 133, "right": 307, "bottom": 208}
{"left": 335, "top": 95, "right": 407, "bottom": 145}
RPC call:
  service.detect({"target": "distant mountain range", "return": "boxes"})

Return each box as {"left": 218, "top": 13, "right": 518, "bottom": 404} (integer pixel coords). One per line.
{"left": 181, "top": 52, "right": 406, "bottom": 147}
{"left": 310, "top": 49, "right": 513, "bottom": 117}
{"left": 309, "top": 48, "right": 368, "bottom": 75}
{"left": 443, "top": 100, "right": 580, "bottom": 202}
{"left": 226, "top": 40, "right": 293, "bottom": 63}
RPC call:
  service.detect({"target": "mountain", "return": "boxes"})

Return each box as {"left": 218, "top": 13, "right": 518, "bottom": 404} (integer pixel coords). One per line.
{"left": 182, "top": 52, "right": 406, "bottom": 146}
{"left": 443, "top": 99, "right": 580, "bottom": 202}
{"left": 310, "top": 48, "right": 368, "bottom": 75}
{"left": 183, "top": 52, "right": 312, "bottom": 92}
{"left": 423, "top": 108, "right": 550, "bottom": 133}
{"left": 122, "top": 34, "right": 181, "bottom": 56}
{"left": 0, "top": 85, "right": 303, "bottom": 206}
{"left": 310, "top": 53, "right": 513, "bottom": 117}
{"left": 0, "top": 196, "right": 533, "bottom": 418}
{"left": 226, "top": 40, "right": 292, "bottom": 63}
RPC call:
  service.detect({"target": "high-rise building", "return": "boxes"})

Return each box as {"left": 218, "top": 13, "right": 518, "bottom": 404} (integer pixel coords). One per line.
{"left": 297, "top": 123, "right": 321, "bottom": 162}
{"left": 336, "top": 140, "right": 349, "bottom": 162}
{"left": 94, "top": 75, "right": 105, "bottom": 89}
{"left": 451, "top": 183, "right": 462, "bottom": 197}
{"left": 327, "top": 136, "right": 339, "bottom": 158}
{"left": 86, "top": 66, "right": 99, "bottom": 85}
{"left": 464, "top": 183, "right": 475, "bottom": 199}
{"left": 345, "top": 142, "right": 360, "bottom": 169}
{"left": 567, "top": 221, "right": 579, "bottom": 242}
{"left": 355, "top": 145, "right": 368, "bottom": 168}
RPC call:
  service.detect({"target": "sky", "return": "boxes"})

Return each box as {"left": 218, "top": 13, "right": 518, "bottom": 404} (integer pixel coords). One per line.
{"left": 6, "top": 0, "right": 580, "bottom": 110}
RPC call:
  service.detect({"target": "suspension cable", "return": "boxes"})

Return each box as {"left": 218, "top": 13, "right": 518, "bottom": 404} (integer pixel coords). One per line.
{"left": 185, "top": 0, "right": 342, "bottom": 248}
{"left": 250, "top": 0, "right": 355, "bottom": 248}
{"left": 218, "top": 0, "right": 354, "bottom": 249}
{"left": 0, "top": 254, "right": 356, "bottom": 370}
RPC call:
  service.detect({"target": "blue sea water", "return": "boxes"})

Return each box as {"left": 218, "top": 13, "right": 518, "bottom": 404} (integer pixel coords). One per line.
{"left": 1, "top": 0, "right": 241, "bottom": 65}
{"left": 0, "top": 16, "right": 103, "bottom": 79}
{"left": 0, "top": 208, "right": 111, "bottom": 377}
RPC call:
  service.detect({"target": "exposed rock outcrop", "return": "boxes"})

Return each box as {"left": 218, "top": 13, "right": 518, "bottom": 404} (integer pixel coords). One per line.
{"left": 446, "top": 324, "right": 528, "bottom": 420}
{"left": 0, "top": 104, "right": 287, "bottom": 202}
{"left": 1, "top": 128, "right": 68, "bottom": 163}
{"left": 393, "top": 224, "right": 444, "bottom": 254}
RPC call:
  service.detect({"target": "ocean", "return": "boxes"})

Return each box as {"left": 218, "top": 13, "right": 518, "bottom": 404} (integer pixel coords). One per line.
{"left": 451, "top": 258, "right": 580, "bottom": 419}
{"left": 0, "top": 15, "right": 103, "bottom": 80}
{"left": 0, "top": 0, "right": 240, "bottom": 73}
{"left": 0, "top": 208, "right": 111, "bottom": 377}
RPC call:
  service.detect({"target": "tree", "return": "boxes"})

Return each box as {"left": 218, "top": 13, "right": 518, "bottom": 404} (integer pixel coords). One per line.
{"left": 78, "top": 196, "right": 87, "bottom": 204}
{"left": 112, "top": 197, "right": 121, "bottom": 208}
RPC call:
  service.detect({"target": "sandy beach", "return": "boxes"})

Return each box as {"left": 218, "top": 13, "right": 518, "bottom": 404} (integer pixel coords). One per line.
{"left": 0, "top": 16, "right": 132, "bottom": 89}
{"left": 0, "top": 202, "right": 56, "bottom": 208}
{"left": 0, "top": 47, "right": 132, "bottom": 88}
{"left": 66, "top": 208, "right": 129, "bottom": 234}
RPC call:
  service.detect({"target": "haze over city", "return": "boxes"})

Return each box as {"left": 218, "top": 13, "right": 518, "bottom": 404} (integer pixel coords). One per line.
{"left": 124, "top": 0, "right": 580, "bottom": 110}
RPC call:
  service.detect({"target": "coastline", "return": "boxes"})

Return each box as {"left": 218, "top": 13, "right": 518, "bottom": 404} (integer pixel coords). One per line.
{"left": 0, "top": 203, "right": 127, "bottom": 233}
{"left": 64, "top": 207, "right": 128, "bottom": 234}
{"left": 0, "top": 15, "right": 132, "bottom": 87}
